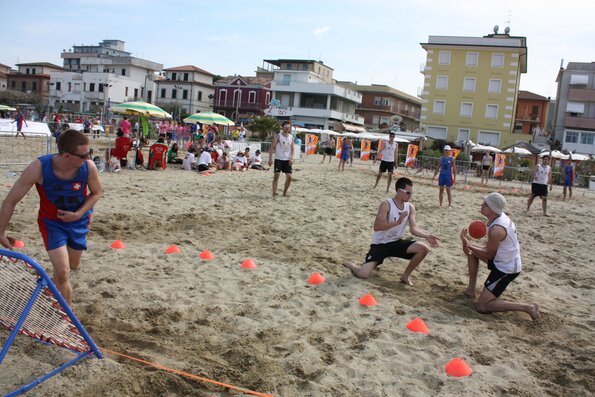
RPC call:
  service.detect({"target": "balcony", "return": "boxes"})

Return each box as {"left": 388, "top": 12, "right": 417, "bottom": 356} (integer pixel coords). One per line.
{"left": 565, "top": 116, "right": 595, "bottom": 130}
{"left": 568, "top": 88, "right": 595, "bottom": 102}
{"left": 214, "top": 100, "right": 264, "bottom": 112}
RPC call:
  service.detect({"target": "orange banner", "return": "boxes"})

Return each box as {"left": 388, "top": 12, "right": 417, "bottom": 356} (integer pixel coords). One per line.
{"left": 406, "top": 144, "right": 418, "bottom": 167}
{"left": 494, "top": 153, "right": 506, "bottom": 177}
{"left": 376, "top": 140, "right": 386, "bottom": 161}
{"left": 360, "top": 139, "right": 372, "bottom": 161}
{"left": 335, "top": 137, "right": 343, "bottom": 158}
{"left": 305, "top": 134, "right": 319, "bottom": 155}
{"left": 450, "top": 148, "right": 461, "bottom": 159}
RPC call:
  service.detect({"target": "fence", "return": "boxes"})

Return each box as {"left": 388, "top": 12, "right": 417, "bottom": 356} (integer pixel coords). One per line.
{"left": 0, "top": 133, "right": 53, "bottom": 167}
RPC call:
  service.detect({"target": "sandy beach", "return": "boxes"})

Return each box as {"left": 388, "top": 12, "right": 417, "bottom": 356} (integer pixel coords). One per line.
{"left": 1, "top": 154, "right": 594, "bottom": 396}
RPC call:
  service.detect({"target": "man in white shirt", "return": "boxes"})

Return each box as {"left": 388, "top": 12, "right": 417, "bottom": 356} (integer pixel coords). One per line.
{"left": 461, "top": 193, "right": 540, "bottom": 321}
{"left": 268, "top": 121, "right": 294, "bottom": 196}
{"left": 526, "top": 156, "right": 553, "bottom": 216}
{"left": 373, "top": 132, "right": 399, "bottom": 193}
{"left": 182, "top": 147, "right": 196, "bottom": 170}
{"left": 197, "top": 148, "right": 213, "bottom": 172}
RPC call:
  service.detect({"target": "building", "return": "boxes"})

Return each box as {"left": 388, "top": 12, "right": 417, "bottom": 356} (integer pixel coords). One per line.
{"left": 155, "top": 65, "right": 215, "bottom": 118}
{"left": 419, "top": 28, "right": 527, "bottom": 147}
{"left": 50, "top": 40, "right": 163, "bottom": 115}
{"left": 263, "top": 59, "right": 364, "bottom": 129}
{"left": 514, "top": 90, "right": 549, "bottom": 135}
{"left": 6, "top": 62, "right": 65, "bottom": 103}
{"left": 213, "top": 75, "right": 272, "bottom": 123}
{"left": 0, "top": 63, "right": 13, "bottom": 92}
{"left": 346, "top": 83, "right": 421, "bottom": 132}
{"left": 553, "top": 61, "right": 595, "bottom": 155}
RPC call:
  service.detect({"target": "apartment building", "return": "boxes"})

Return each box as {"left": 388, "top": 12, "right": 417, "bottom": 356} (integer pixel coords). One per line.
{"left": 6, "top": 62, "right": 65, "bottom": 103}
{"left": 213, "top": 75, "right": 272, "bottom": 123}
{"left": 419, "top": 28, "right": 527, "bottom": 147}
{"left": 155, "top": 65, "right": 215, "bottom": 116}
{"left": 263, "top": 59, "right": 363, "bottom": 129}
{"left": 553, "top": 62, "right": 595, "bottom": 155}
{"left": 514, "top": 90, "right": 549, "bottom": 135}
{"left": 50, "top": 40, "right": 163, "bottom": 114}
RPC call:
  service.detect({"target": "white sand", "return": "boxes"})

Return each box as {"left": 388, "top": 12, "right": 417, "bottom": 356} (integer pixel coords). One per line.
{"left": 1, "top": 154, "right": 594, "bottom": 396}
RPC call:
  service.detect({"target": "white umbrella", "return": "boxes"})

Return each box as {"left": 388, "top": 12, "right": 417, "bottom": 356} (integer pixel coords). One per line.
{"left": 340, "top": 132, "right": 359, "bottom": 138}
{"left": 568, "top": 153, "right": 590, "bottom": 161}
{"left": 471, "top": 145, "right": 502, "bottom": 153}
{"left": 503, "top": 147, "right": 532, "bottom": 156}
{"left": 539, "top": 150, "right": 567, "bottom": 159}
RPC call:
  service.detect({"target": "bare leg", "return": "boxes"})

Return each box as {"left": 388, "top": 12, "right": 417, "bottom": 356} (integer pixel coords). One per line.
{"left": 569, "top": 186, "right": 572, "bottom": 199}
{"left": 438, "top": 186, "right": 444, "bottom": 206}
{"left": 374, "top": 172, "right": 383, "bottom": 189}
{"left": 542, "top": 197, "right": 549, "bottom": 216}
{"left": 386, "top": 173, "right": 393, "bottom": 193}
{"left": 399, "top": 243, "right": 429, "bottom": 286}
{"left": 526, "top": 195, "right": 535, "bottom": 211}
{"left": 47, "top": 246, "right": 74, "bottom": 306}
{"left": 272, "top": 173, "right": 280, "bottom": 196}
{"left": 563, "top": 186, "right": 567, "bottom": 200}
{"left": 67, "top": 246, "right": 84, "bottom": 271}
{"left": 321, "top": 154, "right": 326, "bottom": 164}
{"left": 477, "top": 288, "right": 541, "bottom": 321}
{"left": 282, "top": 174, "right": 292, "bottom": 196}
{"left": 446, "top": 186, "right": 452, "bottom": 207}
{"left": 343, "top": 261, "right": 378, "bottom": 279}
{"left": 464, "top": 254, "right": 480, "bottom": 297}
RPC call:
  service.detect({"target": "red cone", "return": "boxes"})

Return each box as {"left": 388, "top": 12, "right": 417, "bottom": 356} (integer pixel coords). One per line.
{"left": 110, "top": 240, "right": 125, "bottom": 249}
{"left": 359, "top": 293, "right": 377, "bottom": 306}
{"left": 406, "top": 318, "right": 429, "bottom": 334}
{"left": 445, "top": 357, "right": 473, "bottom": 377}
{"left": 241, "top": 259, "right": 257, "bottom": 269}
{"left": 307, "top": 272, "right": 326, "bottom": 285}
{"left": 165, "top": 244, "right": 181, "bottom": 254}
{"left": 199, "top": 250, "right": 215, "bottom": 260}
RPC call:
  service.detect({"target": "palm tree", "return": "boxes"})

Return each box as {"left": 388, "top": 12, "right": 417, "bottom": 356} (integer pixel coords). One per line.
{"left": 249, "top": 116, "right": 280, "bottom": 140}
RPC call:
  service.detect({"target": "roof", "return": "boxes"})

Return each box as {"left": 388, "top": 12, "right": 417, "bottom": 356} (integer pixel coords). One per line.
{"left": 348, "top": 83, "right": 421, "bottom": 104}
{"left": 163, "top": 65, "right": 214, "bottom": 76}
{"left": 518, "top": 91, "right": 548, "bottom": 101}
{"left": 15, "top": 62, "right": 65, "bottom": 70}
{"left": 263, "top": 59, "right": 334, "bottom": 70}
{"left": 215, "top": 75, "right": 272, "bottom": 87}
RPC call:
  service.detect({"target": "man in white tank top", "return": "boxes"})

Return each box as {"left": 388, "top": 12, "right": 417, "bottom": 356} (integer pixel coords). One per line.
{"left": 344, "top": 177, "right": 440, "bottom": 285}
{"left": 526, "top": 156, "right": 552, "bottom": 216}
{"left": 373, "top": 132, "right": 399, "bottom": 193}
{"left": 268, "top": 120, "right": 295, "bottom": 197}
{"left": 460, "top": 192, "right": 540, "bottom": 321}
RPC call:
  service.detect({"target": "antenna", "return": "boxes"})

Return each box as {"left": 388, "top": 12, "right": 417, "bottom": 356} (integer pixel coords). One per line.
{"left": 493, "top": 25, "right": 499, "bottom": 34}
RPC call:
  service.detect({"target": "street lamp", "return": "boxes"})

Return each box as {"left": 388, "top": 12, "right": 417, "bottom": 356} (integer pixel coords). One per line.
{"left": 47, "top": 82, "right": 55, "bottom": 121}
{"left": 102, "top": 83, "right": 112, "bottom": 125}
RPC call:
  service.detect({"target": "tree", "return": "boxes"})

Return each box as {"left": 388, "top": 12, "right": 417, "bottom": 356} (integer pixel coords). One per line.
{"left": 248, "top": 116, "right": 280, "bottom": 140}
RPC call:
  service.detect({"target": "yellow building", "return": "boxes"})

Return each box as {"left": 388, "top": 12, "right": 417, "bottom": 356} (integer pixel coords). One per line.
{"left": 419, "top": 30, "right": 527, "bottom": 148}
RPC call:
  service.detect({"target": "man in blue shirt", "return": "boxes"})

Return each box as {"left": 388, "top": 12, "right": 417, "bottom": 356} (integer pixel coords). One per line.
{"left": 432, "top": 145, "right": 456, "bottom": 207}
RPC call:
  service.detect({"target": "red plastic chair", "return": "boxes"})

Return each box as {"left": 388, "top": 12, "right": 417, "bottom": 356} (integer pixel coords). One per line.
{"left": 110, "top": 137, "right": 132, "bottom": 166}
{"left": 148, "top": 143, "right": 168, "bottom": 170}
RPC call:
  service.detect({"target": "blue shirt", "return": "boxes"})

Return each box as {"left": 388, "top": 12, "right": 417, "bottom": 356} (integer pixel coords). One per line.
{"left": 439, "top": 156, "right": 454, "bottom": 177}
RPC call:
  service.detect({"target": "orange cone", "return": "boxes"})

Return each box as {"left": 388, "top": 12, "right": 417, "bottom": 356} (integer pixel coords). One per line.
{"left": 202, "top": 172, "right": 210, "bottom": 176}
{"left": 165, "top": 244, "right": 181, "bottom": 254}
{"left": 307, "top": 272, "right": 326, "bottom": 285}
{"left": 445, "top": 357, "right": 473, "bottom": 377}
{"left": 406, "top": 318, "right": 429, "bottom": 334}
{"left": 241, "top": 259, "right": 257, "bottom": 269}
{"left": 358, "top": 293, "right": 377, "bottom": 306}
{"left": 110, "top": 240, "right": 125, "bottom": 249}
{"left": 13, "top": 240, "right": 25, "bottom": 249}
{"left": 199, "top": 250, "right": 215, "bottom": 260}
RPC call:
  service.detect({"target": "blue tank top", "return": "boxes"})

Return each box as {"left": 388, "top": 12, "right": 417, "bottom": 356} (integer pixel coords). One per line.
{"left": 35, "top": 154, "right": 91, "bottom": 222}
{"left": 440, "top": 156, "right": 453, "bottom": 177}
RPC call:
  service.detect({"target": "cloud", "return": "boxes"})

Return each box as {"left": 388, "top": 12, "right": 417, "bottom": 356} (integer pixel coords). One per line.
{"left": 313, "top": 26, "right": 331, "bottom": 36}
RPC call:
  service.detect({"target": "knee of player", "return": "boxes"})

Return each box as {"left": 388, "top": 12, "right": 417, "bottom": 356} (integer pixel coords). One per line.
{"left": 53, "top": 268, "right": 70, "bottom": 282}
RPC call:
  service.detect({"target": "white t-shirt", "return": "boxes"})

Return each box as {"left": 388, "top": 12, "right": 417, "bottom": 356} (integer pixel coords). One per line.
{"left": 489, "top": 212, "right": 522, "bottom": 274}
{"left": 275, "top": 133, "right": 293, "bottom": 161}
{"left": 253, "top": 154, "right": 262, "bottom": 165}
{"left": 482, "top": 154, "right": 492, "bottom": 166}
{"left": 533, "top": 163, "right": 550, "bottom": 185}
{"left": 234, "top": 155, "right": 247, "bottom": 166}
{"left": 182, "top": 152, "right": 195, "bottom": 170}
{"left": 198, "top": 151, "right": 212, "bottom": 166}
{"left": 381, "top": 141, "right": 398, "bottom": 162}
{"left": 371, "top": 200, "right": 410, "bottom": 245}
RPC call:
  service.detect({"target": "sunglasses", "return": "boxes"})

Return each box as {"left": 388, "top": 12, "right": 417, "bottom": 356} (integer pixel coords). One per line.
{"left": 399, "top": 188, "right": 413, "bottom": 196}
{"left": 67, "top": 150, "right": 92, "bottom": 159}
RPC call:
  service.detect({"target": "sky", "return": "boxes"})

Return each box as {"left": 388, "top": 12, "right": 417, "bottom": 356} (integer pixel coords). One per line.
{"left": 3, "top": 0, "right": 594, "bottom": 100}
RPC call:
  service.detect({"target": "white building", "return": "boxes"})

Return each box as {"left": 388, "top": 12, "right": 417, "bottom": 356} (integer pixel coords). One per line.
{"left": 155, "top": 65, "right": 215, "bottom": 117}
{"left": 262, "top": 59, "right": 364, "bottom": 129}
{"left": 49, "top": 40, "right": 163, "bottom": 116}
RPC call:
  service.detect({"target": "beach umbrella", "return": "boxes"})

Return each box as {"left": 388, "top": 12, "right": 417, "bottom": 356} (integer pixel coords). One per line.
{"left": 568, "top": 152, "right": 590, "bottom": 161}
{"left": 471, "top": 145, "right": 502, "bottom": 153}
{"left": 184, "top": 112, "right": 235, "bottom": 126}
{"left": 503, "top": 147, "right": 532, "bottom": 156}
{"left": 111, "top": 101, "right": 172, "bottom": 119}
{"left": 539, "top": 150, "right": 566, "bottom": 159}
{"left": 0, "top": 104, "right": 17, "bottom": 111}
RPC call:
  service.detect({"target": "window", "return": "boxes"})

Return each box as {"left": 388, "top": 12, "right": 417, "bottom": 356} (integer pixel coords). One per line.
{"left": 172, "top": 72, "right": 177, "bottom": 80}
{"left": 197, "top": 91, "right": 202, "bottom": 101}
{"left": 282, "top": 74, "right": 291, "bottom": 85}
{"left": 98, "top": 84, "right": 103, "bottom": 92}
{"left": 56, "top": 82, "right": 61, "bottom": 91}
{"left": 121, "top": 68, "right": 126, "bottom": 76}
{"left": 565, "top": 131, "right": 578, "bottom": 143}
{"left": 383, "top": 98, "right": 391, "bottom": 106}
{"left": 32, "top": 82, "right": 37, "bottom": 91}
{"left": 566, "top": 102, "right": 585, "bottom": 113}
{"left": 11, "top": 81, "right": 15, "bottom": 89}
{"left": 171, "top": 89, "right": 177, "bottom": 99}
{"left": 248, "top": 91, "right": 256, "bottom": 103}
{"left": 488, "top": 79, "right": 501, "bottom": 94}
{"left": 486, "top": 104, "right": 498, "bottom": 119}
{"left": 458, "top": 128, "right": 470, "bottom": 141}
{"left": 433, "top": 100, "right": 446, "bottom": 115}
{"left": 581, "top": 132, "right": 594, "bottom": 145}
{"left": 570, "top": 74, "right": 588, "bottom": 85}
{"left": 125, "top": 87, "right": 128, "bottom": 96}
{"left": 463, "top": 77, "right": 476, "bottom": 92}
{"left": 26, "top": 68, "right": 30, "bottom": 74}
{"left": 219, "top": 89, "right": 227, "bottom": 105}
{"left": 372, "top": 115, "right": 380, "bottom": 124}
{"left": 302, "top": 64, "right": 308, "bottom": 70}
{"left": 436, "top": 76, "right": 448, "bottom": 89}
{"left": 374, "top": 96, "right": 381, "bottom": 105}
{"left": 21, "top": 81, "right": 26, "bottom": 91}
{"left": 427, "top": 126, "right": 447, "bottom": 140}
{"left": 89, "top": 83, "right": 95, "bottom": 92}
{"left": 182, "top": 90, "right": 188, "bottom": 99}
{"left": 491, "top": 53, "right": 504, "bottom": 68}
{"left": 466, "top": 52, "right": 478, "bottom": 66}
{"left": 438, "top": 51, "right": 451, "bottom": 65}
{"left": 380, "top": 116, "right": 390, "bottom": 125}
{"left": 286, "top": 63, "right": 292, "bottom": 70}
{"left": 83, "top": 83, "right": 87, "bottom": 91}
{"left": 460, "top": 102, "right": 473, "bottom": 117}
{"left": 183, "top": 73, "right": 188, "bottom": 81}
{"left": 32, "top": 68, "right": 36, "bottom": 74}
{"left": 68, "top": 82, "right": 72, "bottom": 91}
{"left": 134, "top": 88, "right": 138, "bottom": 98}
{"left": 161, "top": 88, "right": 166, "bottom": 98}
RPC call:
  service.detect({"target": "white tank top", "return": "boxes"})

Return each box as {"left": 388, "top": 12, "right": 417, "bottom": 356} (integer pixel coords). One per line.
{"left": 533, "top": 164, "right": 550, "bottom": 185}
{"left": 489, "top": 212, "right": 522, "bottom": 274}
{"left": 381, "top": 141, "right": 397, "bottom": 162}
{"left": 371, "top": 200, "right": 410, "bottom": 245}
{"left": 275, "top": 133, "right": 293, "bottom": 161}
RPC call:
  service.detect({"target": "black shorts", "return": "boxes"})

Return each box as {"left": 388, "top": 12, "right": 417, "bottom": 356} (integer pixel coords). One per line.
{"left": 484, "top": 260, "right": 520, "bottom": 298}
{"left": 379, "top": 160, "right": 395, "bottom": 173}
{"left": 482, "top": 165, "right": 490, "bottom": 171}
{"left": 324, "top": 147, "right": 333, "bottom": 155}
{"left": 197, "top": 164, "right": 209, "bottom": 172}
{"left": 274, "top": 159, "right": 292, "bottom": 174}
{"left": 364, "top": 239, "right": 416, "bottom": 266}
{"left": 531, "top": 183, "right": 548, "bottom": 197}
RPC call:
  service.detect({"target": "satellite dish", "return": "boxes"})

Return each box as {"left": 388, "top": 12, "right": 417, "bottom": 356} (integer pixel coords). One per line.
{"left": 504, "top": 26, "right": 510, "bottom": 34}
{"left": 493, "top": 25, "right": 499, "bottom": 34}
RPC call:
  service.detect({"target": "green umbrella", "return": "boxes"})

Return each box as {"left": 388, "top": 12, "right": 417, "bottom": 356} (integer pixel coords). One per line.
{"left": 184, "top": 112, "right": 235, "bottom": 126}
{"left": 0, "top": 104, "right": 17, "bottom": 111}
{"left": 111, "top": 101, "right": 172, "bottom": 119}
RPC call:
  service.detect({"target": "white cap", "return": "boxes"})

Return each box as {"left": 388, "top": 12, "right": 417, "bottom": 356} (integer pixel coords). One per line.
{"left": 483, "top": 192, "right": 506, "bottom": 215}
{"left": 443, "top": 145, "right": 451, "bottom": 151}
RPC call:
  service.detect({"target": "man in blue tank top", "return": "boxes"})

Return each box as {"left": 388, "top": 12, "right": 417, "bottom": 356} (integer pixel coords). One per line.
{"left": 432, "top": 145, "right": 456, "bottom": 207}
{"left": 0, "top": 130, "right": 102, "bottom": 305}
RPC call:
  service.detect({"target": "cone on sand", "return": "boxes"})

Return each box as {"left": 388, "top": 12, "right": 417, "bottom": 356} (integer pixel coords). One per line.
{"left": 110, "top": 240, "right": 125, "bottom": 249}
{"left": 445, "top": 357, "right": 473, "bottom": 377}
{"left": 165, "top": 244, "right": 181, "bottom": 254}
{"left": 13, "top": 240, "right": 25, "bottom": 249}
{"left": 241, "top": 259, "right": 257, "bottom": 269}
{"left": 199, "top": 250, "right": 215, "bottom": 260}
{"left": 307, "top": 272, "right": 326, "bottom": 285}
{"left": 358, "top": 293, "right": 377, "bottom": 306}
{"left": 406, "top": 318, "right": 429, "bottom": 334}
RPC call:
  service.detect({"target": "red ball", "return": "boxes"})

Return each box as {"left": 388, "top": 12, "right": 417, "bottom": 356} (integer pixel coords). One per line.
{"left": 469, "top": 220, "right": 487, "bottom": 239}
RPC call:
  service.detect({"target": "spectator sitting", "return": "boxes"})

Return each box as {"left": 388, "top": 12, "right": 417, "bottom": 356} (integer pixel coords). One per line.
{"left": 244, "top": 147, "right": 252, "bottom": 168}
{"left": 182, "top": 147, "right": 197, "bottom": 170}
{"left": 108, "top": 155, "right": 121, "bottom": 172}
{"left": 217, "top": 152, "right": 230, "bottom": 170}
{"left": 197, "top": 147, "right": 215, "bottom": 173}
{"left": 251, "top": 149, "right": 268, "bottom": 170}
{"left": 168, "top": 143, "right": 183, "bottom": 164}
{"left": 232, "top": 150, "right": 248, "bottom": 171}
{"left": 93, "top": 156, "right": 106, "bottom": 173}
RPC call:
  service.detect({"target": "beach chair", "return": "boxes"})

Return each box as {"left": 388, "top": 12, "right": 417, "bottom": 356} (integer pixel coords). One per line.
{"left": 110, "top": 137, "right": 132, "bottom": 166}
{"left": 0, "top": 249, "right": 102, "bottom": 396}
{"left": 148, "top": 143, "right": 168, "bottom": 170}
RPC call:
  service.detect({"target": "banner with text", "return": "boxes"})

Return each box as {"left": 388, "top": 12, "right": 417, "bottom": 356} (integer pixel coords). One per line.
{"left": 494, "top": 153, "right": 506, "bottom": 177}
{"left": 305, "top": 134, "right": 319, "bottom": 155}
{"left": 450, "top": 148, "right": 461, "bottom": 159}
{"left": 376, "top": 140, "right": 386, "bottom": 161}
{"left": 406, "top": 144, "right": 418, "bottom": 167}
{"left": 360, "top": 139, "right": 372, "bottom": 161}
